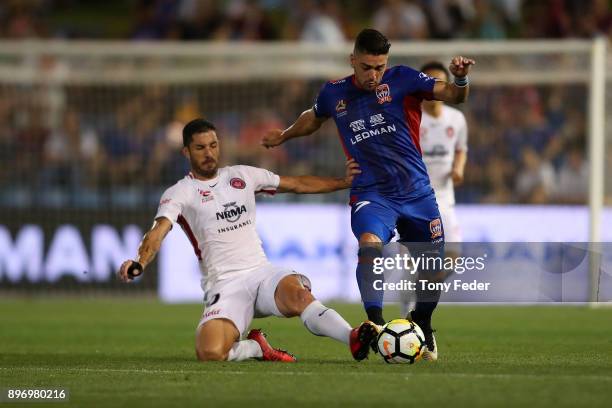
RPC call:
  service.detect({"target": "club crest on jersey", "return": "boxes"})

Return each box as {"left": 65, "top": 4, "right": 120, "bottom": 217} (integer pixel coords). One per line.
{"left": 376, "top": 84, "right": 392, "bottom": 104}
{"left": 446, "top": 126, "right": 455, "bottom": 138}
{"left": 197, "top": 189, "right": 214, "bottom": 203}
{"left": 336, "top": 99, "right": 347, "bottom": 112}
{"left": 230, "top": 177, "right": 246, "bottom": 189}
{"left": 336, "top": 99, "right": 347, "bottom": 117}
{"left": 216, "top": 202, "right": 247, "bottom": 223}
{"left": 430, "top": 218, "right": 443, "bottom": 239}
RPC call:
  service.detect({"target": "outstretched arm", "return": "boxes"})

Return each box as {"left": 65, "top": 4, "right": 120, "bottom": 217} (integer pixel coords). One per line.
{"left": 432, "top": 56, "right": 475, "bottom": 104}
{"left": 451, "top": 150, "right": 468, "bottom": 185}
{"left": 277, "top": 159, "right": 360, "bottom": 194}
{"left": 117, "top": 217, "right": 172, "bottom": 282}
{"left": 262, "top": 108, "right": 327, "bottom": 148}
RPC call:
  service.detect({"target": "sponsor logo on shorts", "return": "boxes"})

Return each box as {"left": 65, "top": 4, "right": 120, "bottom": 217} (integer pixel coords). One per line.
{"left": 230, "top": 177, "right": 246, "bottom": 189}
{"left": 376, "top": 84, "right": 392, "bottom": 104}
{"left": 430, "top": 218, "right": 443, "bottom": 239}
{"left": 353, "top": 201, "right": 371, "bottom": 213}
{"left": 203, "top": 309, "right": 221, "bottom": 319}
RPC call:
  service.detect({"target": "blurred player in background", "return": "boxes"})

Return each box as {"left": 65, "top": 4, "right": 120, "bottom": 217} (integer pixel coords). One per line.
{"left": 400, "top": 61, "right": 469, "bottom": 317}
{"left": 262, "top": 29, "right": 474, "bottom": 361}
{"left": 118, "top": 119, "right": 378, "bottom": 363}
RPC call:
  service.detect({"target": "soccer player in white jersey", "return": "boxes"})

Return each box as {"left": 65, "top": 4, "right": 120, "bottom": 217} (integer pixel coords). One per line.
{"left": 117, "top": 118, "right": 378, "bottom": 363}
{"left": 399, "top": 61, "right": 468, "bottom": 316}
{"left": 419, "top": 61, "right": 468, "bottom": 244}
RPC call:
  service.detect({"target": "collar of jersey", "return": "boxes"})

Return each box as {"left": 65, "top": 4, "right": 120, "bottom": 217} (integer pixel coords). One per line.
{"left": 188, "top": 171, "right": 220, "bottom": 187}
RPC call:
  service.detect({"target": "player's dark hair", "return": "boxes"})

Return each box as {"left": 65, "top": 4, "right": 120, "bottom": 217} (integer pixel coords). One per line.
{"left": 354, "top": 29, "right": 391, "bottom": 55}
{"left": 183, "top": 118, "right": 216, "bottom": 147}
{"left": 420, "top": 61, "right": 450, "bottom": 80}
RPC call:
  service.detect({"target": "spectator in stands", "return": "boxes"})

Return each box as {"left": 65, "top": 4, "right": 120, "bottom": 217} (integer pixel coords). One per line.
{"left": 593, "top": 0, "right": 612, "bottom": 37}
{"left": 554, "top": 143, "right": 589, "bottom": 204}
{"left": 515, "top": 147, "right": 556, "bottom": 204}
{"left": 130, "top": 0, "right": 180, "bottom": 40}
{"left": 424, "top": 0, "right": 475, "bottom": 39}
{"left": 299, "top": 0, "right": 346, "bottom": 44}
{"left": 373, "top": 0, "right": 429, "bottom": 40}
{"left": 468, "top": 0, "right": 508, "bottom": 39}
{"left": 0, "top": 1, "right": 47, "bottom": 39}
{"left": 0, "top": 92, "right": 17, "bottom": 187}
{"left": 100, "top": 110, "right": 141, "bottom": 186}
{"left": 482, "top": 157, "right": 513, "bottom": 203}
{"left": 216, "top": 0, "right": 278, "bottom": 41}
{"left": 237, "top": 109, "right": 287, "bottom": 169}
{"left": 147, "top": 97, "right": 197, "bottom": 185}
{"left": 177, "top": 0, "right": 225, "bottom": 40}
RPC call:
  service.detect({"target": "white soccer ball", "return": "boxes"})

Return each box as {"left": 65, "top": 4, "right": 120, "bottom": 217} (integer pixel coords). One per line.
{"left": 377, "top": 318, "right": 425, "bottom": 364}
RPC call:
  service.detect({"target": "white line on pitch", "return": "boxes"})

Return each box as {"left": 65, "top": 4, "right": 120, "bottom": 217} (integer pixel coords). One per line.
{"left": 1, "top": 367, "right": 611, "bottom": 382}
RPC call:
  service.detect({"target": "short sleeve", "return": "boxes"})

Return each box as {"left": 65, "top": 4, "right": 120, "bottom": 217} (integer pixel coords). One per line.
{"left": 455, "top": 112, "right": 468, "bottom": 152}
{"left": 313, "top": 82, "right": 332, "bottom": 118}
{"left": 155, "top": 184, "right": 185, "bottom": 224}
{"left": 397, "top": 65, "right": 436, "bottom": 100}
{"left": 242, "top": 166, "right": 280, "bottom": 195}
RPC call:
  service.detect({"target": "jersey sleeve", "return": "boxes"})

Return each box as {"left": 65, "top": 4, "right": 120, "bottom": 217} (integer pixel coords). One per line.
{"left": 397, "top": 65, "right": 436, "bottom": 100}
{"left": 313, "top": 82, "right": 332, "bottom": 118}
{"left": 455, "top": 112, "right": 468, "bottom": 152}
{"left": 241, "top": 166, "right": 280, "bottom": 195}
{"left": 154, "top": 184, "right": 186, "bottom": 225}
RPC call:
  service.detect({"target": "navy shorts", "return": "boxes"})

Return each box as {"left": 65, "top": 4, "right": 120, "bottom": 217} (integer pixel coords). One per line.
{"left": 350, "top": 188, "right": 444, "bottom": 244}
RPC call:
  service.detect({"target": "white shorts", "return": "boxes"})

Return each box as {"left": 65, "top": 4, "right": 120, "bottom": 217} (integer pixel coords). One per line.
{"left": 197, "top": 264, "right": 302, "bottom": 337}
{"left": 439, "top": 202, "right": 462, "bottom": 243}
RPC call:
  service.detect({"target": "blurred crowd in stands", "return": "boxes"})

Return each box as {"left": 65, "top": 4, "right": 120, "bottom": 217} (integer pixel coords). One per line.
{"left": 0, "top": 0, "right": 610, "bottom": 208}
{"left": 1, "top": 0, "right": 611, "bottom": 41}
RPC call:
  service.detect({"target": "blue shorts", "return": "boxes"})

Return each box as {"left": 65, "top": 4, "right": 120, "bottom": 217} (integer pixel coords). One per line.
{"left": 350, "top": 188, "right": 444, "bottom": 244}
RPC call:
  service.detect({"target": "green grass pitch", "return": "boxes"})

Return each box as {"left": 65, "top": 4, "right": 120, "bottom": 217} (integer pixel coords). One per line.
{"left": 1, "top": 300, "right": 611, "bottom": 407}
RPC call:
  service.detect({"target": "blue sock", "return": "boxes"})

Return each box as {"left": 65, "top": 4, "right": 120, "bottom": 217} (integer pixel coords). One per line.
{"left": 356, "top": 245, "right": 385, "bottom": 325}
{"left": 411, "top": 242, "right": 444, "bottom": 325}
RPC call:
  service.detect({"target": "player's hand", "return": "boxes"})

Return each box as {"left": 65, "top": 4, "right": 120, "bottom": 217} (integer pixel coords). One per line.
{"left": 118, "top": 260, "right": 143, "bottom": 283}
{"left": 449, "top": 56, "right": 475, "bottom": 78}
{"left": 451, "top": 168, "right": 464, "bottom": 186}
{"left": 261, "top": 129, "right": 285, "bottom": 148}
{"left": 344, "top": 158, "right": 361, "bottom": 185}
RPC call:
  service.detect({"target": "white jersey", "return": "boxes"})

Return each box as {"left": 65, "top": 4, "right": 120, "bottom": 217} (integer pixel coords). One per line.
{"left": 155, "top": 165, "right": 280, "bottom": 288}
{"left": 420, "top": 105, "right": 468, "bottom": 205}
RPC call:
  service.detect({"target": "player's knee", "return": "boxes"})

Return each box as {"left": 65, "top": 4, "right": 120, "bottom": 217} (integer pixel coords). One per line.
{"left": 196, "top": 344, "right": 229, "bottom": 361}
{"left": 285, "top": 287, "right": 315, "bottom": 316}
{"left": 359, "top": 233, "right": 382, "bottom": 245}
{"left": 358, "top": 244, "right": 383, "bottom": 265}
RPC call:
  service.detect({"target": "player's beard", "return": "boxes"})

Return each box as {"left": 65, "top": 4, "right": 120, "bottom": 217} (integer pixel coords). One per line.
{"left": 364, "top": 80, "right": 377, "bottom": 91}
{"left": 192, "top": 158, "right": 218, "bottom": 179}
{"left": 360, "top": 78, "right": 378, "bottom": 92}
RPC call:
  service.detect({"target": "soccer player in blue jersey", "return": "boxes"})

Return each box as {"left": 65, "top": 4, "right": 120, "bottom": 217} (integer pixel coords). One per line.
{"left": 262, "top": 29, "right": 474, "bottom": 361}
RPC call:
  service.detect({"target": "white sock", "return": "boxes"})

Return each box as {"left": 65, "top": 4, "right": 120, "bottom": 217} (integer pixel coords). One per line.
{"left": 300, "top": 300, "right": 352, "bottom": 345}
{"left": 227, "top": 340, "right": 263, "bottom": 361}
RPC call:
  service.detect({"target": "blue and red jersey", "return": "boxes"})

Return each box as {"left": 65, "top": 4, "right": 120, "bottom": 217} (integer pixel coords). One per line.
{"left": 313, "top": 65, "right": 436, "bottom": 200}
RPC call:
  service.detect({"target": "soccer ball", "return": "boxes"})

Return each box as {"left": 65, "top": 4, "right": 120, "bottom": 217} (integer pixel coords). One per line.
{"left": 377, "top": 319, "right": 425, "bottom": 364}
